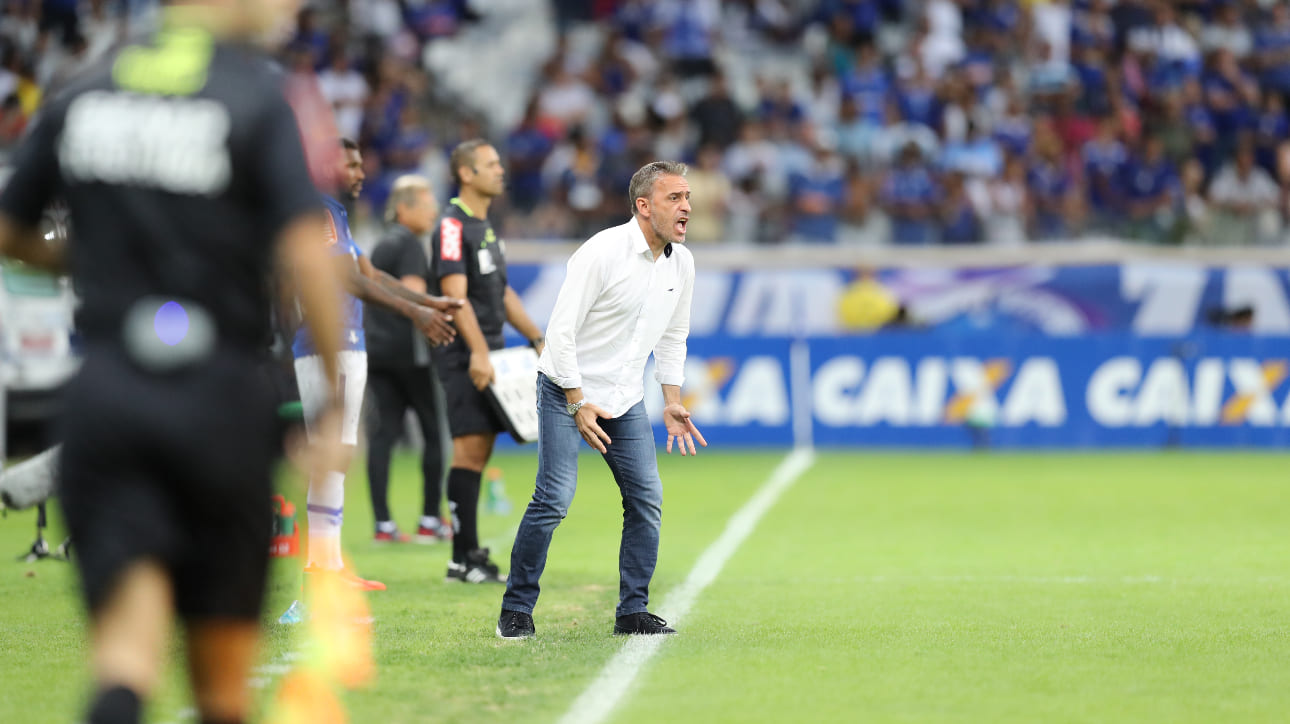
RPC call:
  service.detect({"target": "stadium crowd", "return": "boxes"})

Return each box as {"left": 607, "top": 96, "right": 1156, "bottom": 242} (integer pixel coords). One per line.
{"left": 4, "top": 0, "right": 1290, "bottom": 246}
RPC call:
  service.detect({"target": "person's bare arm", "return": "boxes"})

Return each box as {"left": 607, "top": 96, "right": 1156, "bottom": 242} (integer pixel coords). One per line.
{"left": 441, "top": 273, "right": 494, "bottom": 389}
{"left": 397, "top": 273, "right": 427, "bottom": 294}
{"left": 0, "top": 215, "right": 64, "bottom": 274}
{"left": 504, "top": 285, "right": 545, "bottom": 354}
{"left": 344, "top": 254, "right": 457, "bottom": 345}
{"left": 368, "top": 265, "right": 463, "bottom": 313}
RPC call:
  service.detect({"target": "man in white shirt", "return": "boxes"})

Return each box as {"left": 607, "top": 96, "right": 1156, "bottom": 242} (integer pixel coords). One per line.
{"left": 497, "top": 161, "right": 707, "bottom": 639}
{"left": 1207, "top": 143, "right": 1283, "bottom": 245}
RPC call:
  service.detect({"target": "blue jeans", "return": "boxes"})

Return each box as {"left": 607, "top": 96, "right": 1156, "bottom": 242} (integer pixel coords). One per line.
{"left": 502, "top": 374, "right": 663, "bottom": 618}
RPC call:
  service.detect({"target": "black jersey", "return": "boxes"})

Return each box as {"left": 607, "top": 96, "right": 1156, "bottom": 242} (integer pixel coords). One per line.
{"left": 429, "top": 197, "right": 508, "bottom": 359}
{"left": 364, "top": 223, "right": 430, "bottom": 366}
{"left": 0, "top": 27, "right": 320, "bottom": 355}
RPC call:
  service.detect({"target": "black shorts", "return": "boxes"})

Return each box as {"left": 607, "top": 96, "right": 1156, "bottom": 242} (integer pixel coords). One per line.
{"left": 435, "top": 354, "right": 508, "bottom": 439}
{"left": 58, "top": 347, "right": 280, "bottom": 621}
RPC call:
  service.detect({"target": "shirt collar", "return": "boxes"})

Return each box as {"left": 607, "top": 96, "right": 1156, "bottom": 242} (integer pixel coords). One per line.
{"left": 450, "top": 197, "right": 477, "bottom": 218}
{"left": 625, "top": 217, "right": 673, "bottom": 260}
{"left": 626, "top": 217, "right": 652, "bottom": 258}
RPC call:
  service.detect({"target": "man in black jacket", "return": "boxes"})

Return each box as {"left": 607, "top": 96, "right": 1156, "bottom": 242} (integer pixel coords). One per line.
{"left": 363, "top": 174, "right": 452, "bottom": 544}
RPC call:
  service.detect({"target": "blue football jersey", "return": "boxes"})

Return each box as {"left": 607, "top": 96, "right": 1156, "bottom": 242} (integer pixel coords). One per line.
{"left": 293, "top": 194, "right": 365, "bottom": 358}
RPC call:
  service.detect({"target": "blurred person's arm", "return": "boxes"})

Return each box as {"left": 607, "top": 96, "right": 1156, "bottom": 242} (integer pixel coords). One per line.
{"left": 346, "top": 253, "right": 458, "bottom": 345}
{"left": 0, "top": 101, "right": 66, "bottom": 273}
{"left": 278, "top": 214, "right": 344, "bottom": 387}
{"left": 367, "top": 262, "right": 462, "bottom": 313}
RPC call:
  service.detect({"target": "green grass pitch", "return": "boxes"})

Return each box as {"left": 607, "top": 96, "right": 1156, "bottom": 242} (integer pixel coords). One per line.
{"left": 1, "top": 450, "right": 1288, "bottom": 723}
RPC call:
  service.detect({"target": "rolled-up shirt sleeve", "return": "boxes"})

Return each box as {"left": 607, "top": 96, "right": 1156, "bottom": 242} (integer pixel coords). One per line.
{"left": 653, "top": 258, "right": 693, "bottom": 387}
{"left": 544, "top": 243, "right": 604, "bottom": 389}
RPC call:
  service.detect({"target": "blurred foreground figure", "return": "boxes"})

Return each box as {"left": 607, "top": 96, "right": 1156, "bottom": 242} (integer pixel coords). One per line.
{"left": 0, "top": 1, "right": 349, "bottom": 722}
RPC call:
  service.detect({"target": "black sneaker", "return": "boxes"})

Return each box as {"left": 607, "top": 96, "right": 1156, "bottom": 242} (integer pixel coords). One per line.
{"left": 613, "top": 612, "right": 677, "bottom": 635}
{"left": 497, "top": 610, "right": 535, "bottom": 639}
{"left": 448, "top": 548, "right": 506, "bottom": 584}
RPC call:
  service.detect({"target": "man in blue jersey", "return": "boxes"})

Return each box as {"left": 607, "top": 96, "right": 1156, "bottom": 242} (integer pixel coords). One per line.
{"left": 291, "top": 139, "right": 463, "bottom": 596}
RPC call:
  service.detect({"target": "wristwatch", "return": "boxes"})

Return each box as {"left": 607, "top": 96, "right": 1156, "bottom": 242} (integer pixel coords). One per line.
{"left": 566, "top": 400, "right": 585, "bottom": 416}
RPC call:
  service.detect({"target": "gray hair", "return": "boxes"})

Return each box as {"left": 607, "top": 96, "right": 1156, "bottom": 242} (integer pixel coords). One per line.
{"left": 385, "top": 174, "right": 432, "bottom": 223}
{"left": 628, "top": 161, "right": 688, "bottom": 216}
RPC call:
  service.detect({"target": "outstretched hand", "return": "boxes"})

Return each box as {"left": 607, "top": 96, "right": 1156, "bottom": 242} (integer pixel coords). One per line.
{"left": 663, "top": 403, "right": 707, "bottom": 456}
{"left": 424, "top": 295, "right": 465, "bottom": 313}
{"left": 411, "top": 306, "right": 456, "bottom": 346}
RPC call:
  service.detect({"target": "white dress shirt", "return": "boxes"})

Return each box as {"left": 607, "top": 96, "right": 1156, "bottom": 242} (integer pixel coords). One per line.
{"left": 538, "top": 218, "right": 694, "bottom": 418}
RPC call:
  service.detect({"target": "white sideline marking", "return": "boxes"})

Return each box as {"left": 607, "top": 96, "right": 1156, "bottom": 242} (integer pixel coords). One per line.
{"left": 557, "top": 447, "right": 817, "bottom": 724}
{"left": 812, "top": 574, "right": 1290, "bottom": 586}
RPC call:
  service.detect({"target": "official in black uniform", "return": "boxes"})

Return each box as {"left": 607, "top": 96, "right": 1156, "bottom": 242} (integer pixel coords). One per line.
{"left": 363, "top": 174, "right": 451, "bottom": 544}
{"left": 0, "top": 3, "right": 348, "bottom": 723}
{"left": 431, "top": 139, "right": 545, "bottom": 583}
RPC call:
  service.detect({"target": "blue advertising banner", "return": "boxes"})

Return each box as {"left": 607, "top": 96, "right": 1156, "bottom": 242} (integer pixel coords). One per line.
{"left": 501, "top": 262, "right": 1290, "bottom": 448}
{"left": 506, "top": 263, "right": 1290, "bottom": 337}
{"left": 633, "top": 333, "right": 1290, "bottom": 449}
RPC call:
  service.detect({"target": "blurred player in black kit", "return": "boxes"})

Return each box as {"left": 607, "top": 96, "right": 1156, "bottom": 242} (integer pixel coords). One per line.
{"left": 0, "top": 1, "right": 350, "bottom": 723}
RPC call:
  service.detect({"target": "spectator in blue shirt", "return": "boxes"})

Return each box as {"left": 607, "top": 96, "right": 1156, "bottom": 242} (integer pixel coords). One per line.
{"left": 1256, "top": 3, "right": 1290, "bottom": 95}
{"left": 505, "top": 100, "right": 556, "bottom": 213}
{"left": 993, "top": 93, "right": 1033, "bottom": 156}
{"left": 981, "top": 0, "right": 1023, "bottom": 56}
{"left": 1027, "top": 125, "right": 1075, "bottom": 240}
{"left": 612, "top": 0, "right": 656, "bottom": 42}
{"left": 895, "top": 61, "right": 941, "bottom": 130}
{"left": 758, "top": 79, "right": 808, "bottom": 128}
{"left": 1202, "top": 48, "right": 1256, "bottom": 149}
{"left": 1120, "top": 135, "right": 1180, "bottom": 241}
{"left": 404, "top": 0, "right": 470, "bottom": 41}
{"left": 788, "top": 140, "right": 847, "bottom": 243}
{"left": 293, "top": 7, "right": 331, "bottom": 69}
{"left": 1253, "top": 91, "right": 1288, "bottom": 179}
{"left": 958, "top": 28, "right": 996, "bottom": 99}
{"left": 820, "top": 0, "right": 881, "bottom": 44}
{"left": 655, "top": 0, "right": 720, "bottom": 76}
{"left": 842, "top": 42, "right": 890, "bottom": 125}
{"left": 882, "top": 143, "right": 941, "bottom": 245}
{"left": 1082, "top": 115, "right": 1127, "bottom": 229}
{"left": 1073, "top": 44, "right": 1112, "bottom": 115}
{"left": 939, "top": 171, "right": 983, "bottom": 244}
{"left": 1071, "top": 0, "right": 1115, "bottom": 53}
{"left": 1181, "top": 77, "right": 1220, "bottom": 178}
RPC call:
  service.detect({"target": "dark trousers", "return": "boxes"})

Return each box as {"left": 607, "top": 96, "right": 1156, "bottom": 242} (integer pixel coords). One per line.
{"left": 365, "top": 364, "right": 444, "bottom": 525}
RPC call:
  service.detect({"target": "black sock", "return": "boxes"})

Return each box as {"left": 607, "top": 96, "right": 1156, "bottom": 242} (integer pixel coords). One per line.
{"left": 447, "top": 467, "right": 481, "bottom": 562}
{"left": 87, "top": 685, "right": 141, "bottom": 724}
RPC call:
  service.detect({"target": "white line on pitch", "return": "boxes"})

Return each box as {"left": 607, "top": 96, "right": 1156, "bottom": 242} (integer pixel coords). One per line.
{"left": 789, "top": 574, "right": 1290, "bottom": 586}
{"left": 557, "top": 447, "right": 817, "bottom": 724}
